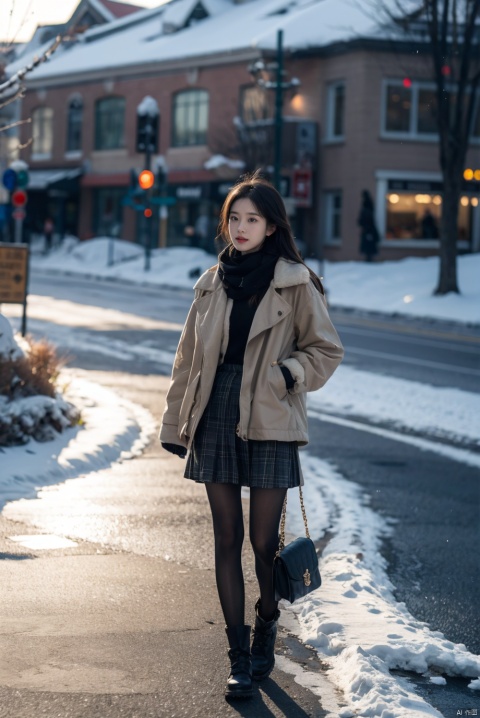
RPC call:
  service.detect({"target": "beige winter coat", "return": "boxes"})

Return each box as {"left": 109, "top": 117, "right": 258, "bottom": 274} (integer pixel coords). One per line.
{"left": 159, "top": 258, "right": 344, "bottom": 449}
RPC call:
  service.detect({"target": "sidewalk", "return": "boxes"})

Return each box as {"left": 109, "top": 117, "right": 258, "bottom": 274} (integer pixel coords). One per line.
{"left": 0, "top": 372, "right": 334, "bottom": 718}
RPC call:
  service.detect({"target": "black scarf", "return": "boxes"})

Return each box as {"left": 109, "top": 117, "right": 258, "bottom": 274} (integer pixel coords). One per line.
{"left": 217, "top": 244, "right": 278, "bottom": 300}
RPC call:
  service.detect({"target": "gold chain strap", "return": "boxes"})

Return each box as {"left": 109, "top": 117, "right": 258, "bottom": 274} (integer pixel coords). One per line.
{"left": 277, "top": 486, "right": 310, "bottom": 555}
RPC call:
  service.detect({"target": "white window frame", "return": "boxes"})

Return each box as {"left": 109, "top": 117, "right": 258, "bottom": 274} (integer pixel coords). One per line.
{"left": 323, "top": 190, "right": 343, "bottom": 245}
{"left": 324, "top": 81, "right": 345, "bottom": 144}
{"left": 381, "top": 79, "right": 480, "bottom": 144}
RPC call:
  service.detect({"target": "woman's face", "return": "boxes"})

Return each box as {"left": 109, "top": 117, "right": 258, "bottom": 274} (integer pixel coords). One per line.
{"left": 228, "top": 198, "right": 275, "bottom": 254}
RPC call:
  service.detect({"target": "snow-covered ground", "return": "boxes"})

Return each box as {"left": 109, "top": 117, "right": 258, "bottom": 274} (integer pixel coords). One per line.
{"left": 31, "top": 237, "right": 480, "bottom": 325}
{"left": 0, "top": 370, "right": 157, "bottom": 512}
{"left": 2, "top": 239, "right": 479, "bottom": 715}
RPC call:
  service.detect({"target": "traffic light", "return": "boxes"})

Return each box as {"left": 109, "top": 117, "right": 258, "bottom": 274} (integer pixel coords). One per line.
{"left": 139, "top": 170, "right": 154, "bottom": 190}
{"left": 136, "top": 112, "right": 159, "bottom": 154}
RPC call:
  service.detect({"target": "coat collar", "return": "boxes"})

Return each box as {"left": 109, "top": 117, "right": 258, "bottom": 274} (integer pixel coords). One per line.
{"left": 193, "top": 258, "right": 309, "bottom": 293}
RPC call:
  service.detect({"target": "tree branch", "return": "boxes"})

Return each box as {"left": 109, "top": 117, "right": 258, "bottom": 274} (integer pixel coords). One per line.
{"left": 0, "top": 35, "right": 63, "bottom": 97}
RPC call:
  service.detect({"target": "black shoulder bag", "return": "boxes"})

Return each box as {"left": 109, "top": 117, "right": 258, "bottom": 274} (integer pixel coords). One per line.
{"left": 273, "top": 487, "right": 321, "bottom": 603}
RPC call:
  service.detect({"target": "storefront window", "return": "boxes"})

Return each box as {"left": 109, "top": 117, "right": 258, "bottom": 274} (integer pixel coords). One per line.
{"left": 93, "top": 188, "right": 124, "bottom": 238}
{"left": 385, "top": 191, "right": 474, "bottom": 245}
{"left": 385, "top": 85, "right": 411, "bottom": 132}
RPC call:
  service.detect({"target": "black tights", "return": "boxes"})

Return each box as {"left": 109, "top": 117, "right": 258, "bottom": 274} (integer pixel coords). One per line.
{"left": 205, "top": 484, "right": 287, "bottom": 628}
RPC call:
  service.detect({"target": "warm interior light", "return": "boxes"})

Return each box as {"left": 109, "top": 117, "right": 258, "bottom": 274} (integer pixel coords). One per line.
{"left": 471, "top": 197, "right": 479, "bottom": 207}
{"left": 415, "top": 194, "right": 432, "bottom": 204}
{"left": 474, "top": 170, "right": 480, "bottom": 181}
{"left": 290, "top": 93, "right": 304, "bottom": 111}
{"left": 388, "top": 193, "right": 400, "bottom": 204}
{"left": 460, "top": 197, "right": 469, "bottom": 207}
{"left": 433, "top": 195, "right": 442, "bottom": 205}
{"left": 463, "top": 168, "right": 474, "bottom": 181}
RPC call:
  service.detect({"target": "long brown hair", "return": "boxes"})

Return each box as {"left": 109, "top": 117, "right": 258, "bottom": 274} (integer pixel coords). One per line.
{"left": 216, "top": 171, "right": 324, "bottom": 294}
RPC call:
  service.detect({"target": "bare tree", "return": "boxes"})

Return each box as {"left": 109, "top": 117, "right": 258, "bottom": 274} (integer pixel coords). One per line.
{"left": 371, "top": 0, "right": 480, "bottom": 294}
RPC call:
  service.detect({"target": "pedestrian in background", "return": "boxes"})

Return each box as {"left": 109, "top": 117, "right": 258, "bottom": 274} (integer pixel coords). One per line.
{"left": 160, "top": 172, "right": 343, "bottom": 700}
{"left": 43, "top": 217, "right": 54, "bottom": 254}
{"left": 357, "top": 190, "right": 380, "bottom": 262}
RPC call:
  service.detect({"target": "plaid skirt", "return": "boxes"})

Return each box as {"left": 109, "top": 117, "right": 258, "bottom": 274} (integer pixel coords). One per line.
{"left": 184, "top": 363, "right": 302, "bottom": 488}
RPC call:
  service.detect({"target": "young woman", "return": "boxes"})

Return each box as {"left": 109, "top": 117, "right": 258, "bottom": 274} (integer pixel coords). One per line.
{"left": 160, "top": 173, "right": 344, "bottom": 700}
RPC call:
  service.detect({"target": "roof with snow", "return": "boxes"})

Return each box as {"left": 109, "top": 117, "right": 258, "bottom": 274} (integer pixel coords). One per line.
{"left": 7, "top": 0, "right": 426, "bottom": 83}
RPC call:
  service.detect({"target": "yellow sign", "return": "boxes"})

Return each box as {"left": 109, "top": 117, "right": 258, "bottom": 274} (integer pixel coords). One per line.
{"left": 0, "top": 244, "right": 29, "bottom": 304}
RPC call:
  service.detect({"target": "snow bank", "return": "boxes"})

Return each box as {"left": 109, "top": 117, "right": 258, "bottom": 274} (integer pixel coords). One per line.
{"left": 0, "top": 371, "right": 157, "bottom": 511}
{"left": 32, "top": 238, "right": 480, "bottom": 324}
{"left": 324, "top": 255, "right": 480, "bottom": 325}
{"left": 311, "top": 365, "right": 480, "bottom": 447}
{"left": 283, "top": 455, "right": 480, "bottom": 717}
{"left": 34, "top": 238, "right": 215, "bottom": 289}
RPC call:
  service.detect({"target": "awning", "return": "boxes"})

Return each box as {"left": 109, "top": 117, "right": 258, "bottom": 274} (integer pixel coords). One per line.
{"left": 28, "top": 168, "right": 82, "bottom": 190}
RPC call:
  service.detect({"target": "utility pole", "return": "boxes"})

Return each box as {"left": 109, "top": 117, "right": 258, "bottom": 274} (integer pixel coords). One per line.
{"left": 273, "top": 30, "right": 284, "bottom": 192}
{"left": 249, "top": 30, "right": 299, "bottom": 193}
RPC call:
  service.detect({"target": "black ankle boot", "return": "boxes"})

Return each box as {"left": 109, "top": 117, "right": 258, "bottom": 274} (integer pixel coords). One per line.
{"left": 251, "top": 599, "right": 280, "bottom": 681}
{"left": 225, "top": 625, "right": 253, "bottom": 699}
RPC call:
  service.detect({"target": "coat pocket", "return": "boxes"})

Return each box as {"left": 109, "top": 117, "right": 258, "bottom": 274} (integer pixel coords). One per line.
{"left": 179, "top": 370, "right": 201, "bottom": 430}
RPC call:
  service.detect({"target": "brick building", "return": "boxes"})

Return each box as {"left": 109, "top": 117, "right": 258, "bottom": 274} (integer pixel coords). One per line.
{"left": 11, "top": 0, "right": 480, "bottom": 260}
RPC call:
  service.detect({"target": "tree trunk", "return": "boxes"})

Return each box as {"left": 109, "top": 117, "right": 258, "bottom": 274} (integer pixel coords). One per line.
{"left": 435, "top": 174, "right": 460, "bottom": 295}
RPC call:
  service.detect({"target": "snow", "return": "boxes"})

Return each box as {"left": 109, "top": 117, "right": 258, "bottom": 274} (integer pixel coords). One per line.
{"left": 0, "top": 314, "right": 24, "bottom": 361}
{"left": 311, "top": 365, "right": 480, "bottom": 448}
{"left": 31, "top": 237, "right": 480, "bottom": 325}
{"left": 136, "top": 95, "right": 159, "bottom": 117}
{"left": 282, "top": 455, "right": 480, "bottom": 717}
{"left": 323, "top": 255, "right": 480, "bottom": 325}
{"left": 6, "top": 0, "right": 402, "bottom": 81}
{"left": 0, "top": 371, "right": 157, "bottom": 512}
{"left": 204, "top": 154, "right": 245, "bottom": 170}
{"left": 2, "top": 239, "right": 480, "bottom": 713}
{"left": 33, "top": 238, "right": 216, "bottom": 288}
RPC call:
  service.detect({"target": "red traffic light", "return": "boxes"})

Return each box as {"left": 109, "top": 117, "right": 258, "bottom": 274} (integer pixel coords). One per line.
{"left": 144, "top": 208, "right": 153, "bottom": 218}
{"left": 11, "top": 189, "right": 28, "bottom": 207}
{"left": 139, "top": 170, "right": 154, "bottom": 190}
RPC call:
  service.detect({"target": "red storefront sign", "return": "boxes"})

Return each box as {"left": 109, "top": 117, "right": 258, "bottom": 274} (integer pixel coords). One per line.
{"left": 292, "top": 169, "right": 312, "bottom": 208}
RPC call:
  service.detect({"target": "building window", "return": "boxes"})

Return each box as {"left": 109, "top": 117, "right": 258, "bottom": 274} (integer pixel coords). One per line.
{"left": 385, "top": 84, "right": 412, "bottom": 133}
{"left": 95, "top": 96, "right": 125, "bottom": 150}
{"left": 417, "top": 88, "right": 437, "bottom": 134}
{"left": 385, "top": 186, "right": 475, "bottom": 247}
{"left": 383, "top": 80, "right": 479, "bottom": 141}
{"left": 93, "top": 187, "right": 124, "bottom": 237}
{"left": 172, "top": 89, "right": 209, "bottom": 147}
{"left": 66, "top": 96, "right": 83, "bottom": 152}
{"left": 324, "top": 191, "right": 342, "bottom": 244}
{"left": 32, "top": 107, "right": 54, "bottom": 157}
{"left": 240, "top": 85, "right": 269, "bottom": 123}
{"left": 325, "top": 82, "right": 345, "bottom": 140}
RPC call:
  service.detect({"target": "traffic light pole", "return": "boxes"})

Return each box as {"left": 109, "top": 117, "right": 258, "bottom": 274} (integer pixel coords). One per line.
{"left": 143, "top": 124, "right": 153, "bottom": 271}
{"left": 274, "top": 30, "right": 284, "bottom": 193}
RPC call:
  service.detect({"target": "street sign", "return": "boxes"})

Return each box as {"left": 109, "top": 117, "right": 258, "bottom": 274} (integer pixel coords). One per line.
{"left": 12, "top": 189, "right": 28, "bottom": 207}
{"left": 2, "top": 168, "right": 17, "bottom": 191}
{"left": 0, "top": 244, "right": 29, "bottom": 304}
{"left": 12, "top": 209, "right": 26, "bottom": 221}
{"left": 292, "top": 168, "right": 312, "bottom": 208}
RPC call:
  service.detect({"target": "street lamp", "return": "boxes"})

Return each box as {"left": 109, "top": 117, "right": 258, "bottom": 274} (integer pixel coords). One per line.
{"left": 136, "top": 96, "right": 159, "bottom": 270}
{"left": 249, "top": 30, "right": 300, "bottom": 191}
